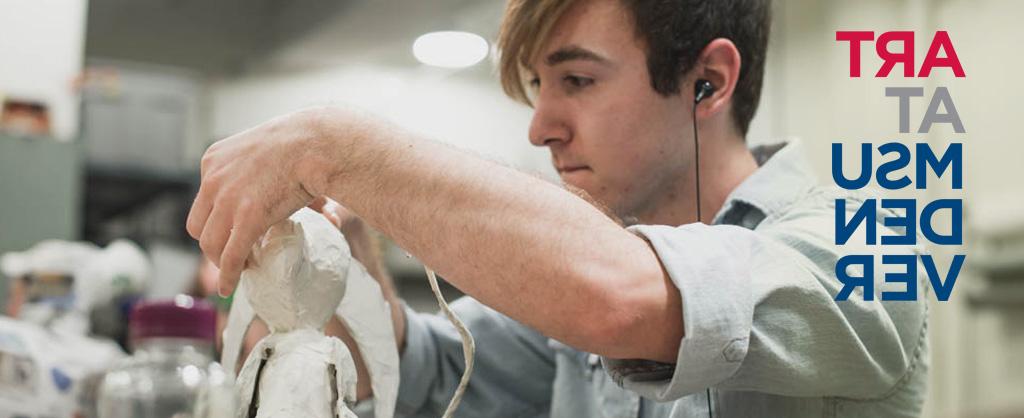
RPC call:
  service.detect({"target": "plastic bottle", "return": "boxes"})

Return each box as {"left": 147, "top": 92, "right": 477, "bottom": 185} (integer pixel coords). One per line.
{"left": 97, "top": 295, "right": 234, "bottom": 418}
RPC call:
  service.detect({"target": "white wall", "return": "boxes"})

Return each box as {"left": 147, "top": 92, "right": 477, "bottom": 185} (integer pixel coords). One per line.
{"left": 0, "top": 0, "right": 88, "bottom": 141}
{"left": 930, "top": 2, "right": 1024, "bottom": 416}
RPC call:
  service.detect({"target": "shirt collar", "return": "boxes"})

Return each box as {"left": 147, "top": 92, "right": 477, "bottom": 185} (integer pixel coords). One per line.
{"left": 712, "top": 139, "right": 818, "bottom": 227}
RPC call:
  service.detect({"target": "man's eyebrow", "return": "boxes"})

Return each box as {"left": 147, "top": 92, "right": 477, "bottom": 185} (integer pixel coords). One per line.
{"left": 545, "top": 46, "right": 611, "bottom": 67}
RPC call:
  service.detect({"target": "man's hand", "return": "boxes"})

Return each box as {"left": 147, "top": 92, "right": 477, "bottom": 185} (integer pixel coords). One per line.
{"left": 186, "top": 109, "right": 334, "bottom": 296}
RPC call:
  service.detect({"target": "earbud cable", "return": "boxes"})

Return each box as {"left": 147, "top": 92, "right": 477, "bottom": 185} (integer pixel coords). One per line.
{"left": 694, "top": 87, "right": 713, "bottom": 418}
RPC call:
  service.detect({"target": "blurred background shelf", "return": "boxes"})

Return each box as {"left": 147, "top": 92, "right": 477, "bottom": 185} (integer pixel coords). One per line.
{"left": 82, "top": 164, "right": 198, "bottom": 246}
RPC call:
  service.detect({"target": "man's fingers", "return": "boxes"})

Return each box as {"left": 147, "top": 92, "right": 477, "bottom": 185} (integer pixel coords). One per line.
{"left": 187, "top": 182, "right": 215, "bottom": 240}
{"left": 324, "top": 199, "right": 359, "bottom": 229}
{"left": 218, "top": 219, "right": 263, "bottom": 297}
{"left": 322, "top": 198, "right": 344, "bottom": 217}
{"left": 308, "top": 196, "right": 344, "bottom": 228}
{"left": 308, "top": 196, "right": 327, "bottom": 212}
{"left": 198, "top": 203, "right": 232, "bottom": 268}
{"left": 322, "top": 208, "right": 343, "bottom": 229}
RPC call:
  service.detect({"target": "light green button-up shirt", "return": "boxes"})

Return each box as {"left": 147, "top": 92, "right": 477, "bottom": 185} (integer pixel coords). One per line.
{"left": 395, "top": 141, "right": 929, "bottom": 418}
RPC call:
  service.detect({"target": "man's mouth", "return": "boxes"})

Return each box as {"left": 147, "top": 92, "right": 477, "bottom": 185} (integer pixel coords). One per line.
{"left": 556, "top": 165, "right": 590, "bottom": 174}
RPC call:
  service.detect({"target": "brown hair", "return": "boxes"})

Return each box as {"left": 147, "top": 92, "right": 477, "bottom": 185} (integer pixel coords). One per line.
{"left": 497, "top": 0, "right": 772, "bottom": 136}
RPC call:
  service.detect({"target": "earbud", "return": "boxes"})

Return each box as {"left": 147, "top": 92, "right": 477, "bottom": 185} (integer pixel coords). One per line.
{"left": 691, "top": 79, "right": 716, "bottom": 227}
{"left": 694, "top": 79, "right": 716, "bottom": 104}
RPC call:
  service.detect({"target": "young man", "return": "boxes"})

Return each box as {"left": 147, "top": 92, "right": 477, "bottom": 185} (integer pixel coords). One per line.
{"left": 187, "top": 0, "right": 929, "bottom": 416}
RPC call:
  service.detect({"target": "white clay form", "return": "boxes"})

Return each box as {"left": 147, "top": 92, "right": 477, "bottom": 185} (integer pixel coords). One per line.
{"left": 223, "top": 208, "right": 399, "bottom": 418}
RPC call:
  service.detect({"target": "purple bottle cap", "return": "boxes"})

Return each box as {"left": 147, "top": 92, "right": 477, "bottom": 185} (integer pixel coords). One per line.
{"left": 130, "top": 295, "right": 216, "bottom": 343}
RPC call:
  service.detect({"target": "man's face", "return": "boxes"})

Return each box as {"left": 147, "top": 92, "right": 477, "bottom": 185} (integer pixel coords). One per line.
{"left": 527, "top": 0, "right": 693, "bottom": 219}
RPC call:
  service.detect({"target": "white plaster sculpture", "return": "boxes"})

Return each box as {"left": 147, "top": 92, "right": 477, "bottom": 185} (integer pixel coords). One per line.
{"left": 221, "top": 208, "right": 399, "bottom": 418}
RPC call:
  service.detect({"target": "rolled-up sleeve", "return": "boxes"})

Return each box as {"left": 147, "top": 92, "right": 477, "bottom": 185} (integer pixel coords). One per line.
{"left": 605, "top": 215, "right": 928, "bottom": 403}
{"left": 603, "top": 223, "right": 757, "bottom": 401}
{"left": 396, "top": 297, "right": 556, "bottom": 418}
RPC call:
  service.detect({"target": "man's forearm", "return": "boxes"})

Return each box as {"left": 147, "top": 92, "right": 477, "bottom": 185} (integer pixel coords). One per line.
{"left": 307, "top": 108, "right": 682, "bottom": 361}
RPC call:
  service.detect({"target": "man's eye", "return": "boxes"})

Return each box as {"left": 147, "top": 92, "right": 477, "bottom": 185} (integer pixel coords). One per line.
{"left": 563, "top": 75, "right": 594, "bottom": 89}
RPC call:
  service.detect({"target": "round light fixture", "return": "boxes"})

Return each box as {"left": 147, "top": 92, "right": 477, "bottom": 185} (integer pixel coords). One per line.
{"left": 413, "top": 31, "right": 489, "bottom": 68}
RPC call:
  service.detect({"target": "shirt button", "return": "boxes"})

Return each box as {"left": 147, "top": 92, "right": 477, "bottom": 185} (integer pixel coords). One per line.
{"left": 723, "top": 338, "right": 747, "bottom": 362}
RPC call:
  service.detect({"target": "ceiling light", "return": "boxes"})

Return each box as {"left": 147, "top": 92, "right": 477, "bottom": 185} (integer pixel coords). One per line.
{"left": 412, "top": 31, "right": 489, "bottom": 68}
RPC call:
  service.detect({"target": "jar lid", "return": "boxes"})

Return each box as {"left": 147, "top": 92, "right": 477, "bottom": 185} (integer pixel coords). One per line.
{"left": 130, "top": 295, "right": 216, "bottom": 343}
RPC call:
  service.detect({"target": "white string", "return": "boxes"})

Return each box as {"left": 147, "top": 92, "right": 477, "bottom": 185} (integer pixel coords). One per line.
{"left": 424, "top": 267, "right": 475, "bottom": 418}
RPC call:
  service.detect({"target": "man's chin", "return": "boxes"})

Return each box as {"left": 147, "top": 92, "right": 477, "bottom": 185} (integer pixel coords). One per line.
{"left": 558, "top": 176, "right": 592, "bottom": 198}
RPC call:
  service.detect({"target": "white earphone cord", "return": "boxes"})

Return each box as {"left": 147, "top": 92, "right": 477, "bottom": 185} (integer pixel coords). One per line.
{"left": 424, "top": 267, "right": 476, "bottom": 418}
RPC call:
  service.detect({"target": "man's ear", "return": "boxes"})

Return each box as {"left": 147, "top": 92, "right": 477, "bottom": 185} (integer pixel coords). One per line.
{"left": 693, "top": 38, "right": 741, "bottom": 121}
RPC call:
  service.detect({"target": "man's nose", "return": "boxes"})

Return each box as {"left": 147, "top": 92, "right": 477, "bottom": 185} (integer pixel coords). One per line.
{"left": 528, "top": 98, "right": 571, "bottom": 147}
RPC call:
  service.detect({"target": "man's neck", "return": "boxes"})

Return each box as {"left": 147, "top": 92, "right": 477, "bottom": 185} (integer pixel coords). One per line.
{"left": 631, "top": 135, "right": 759, "bottom": 226}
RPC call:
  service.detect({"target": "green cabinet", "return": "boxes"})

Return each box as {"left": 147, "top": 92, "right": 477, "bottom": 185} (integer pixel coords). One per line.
{"left": 0, "top": 135, "right": 81, "bottom": 255}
